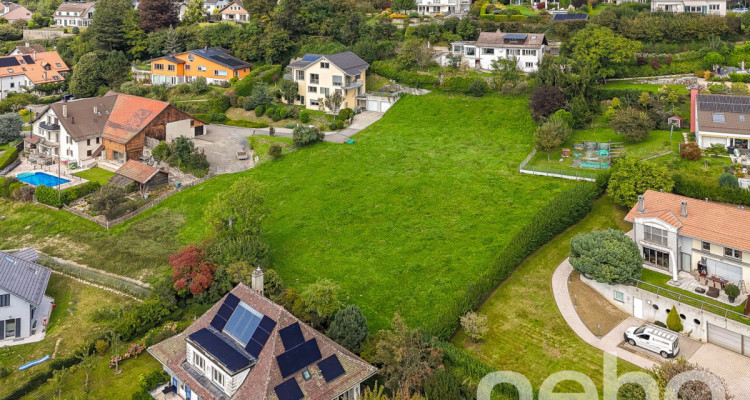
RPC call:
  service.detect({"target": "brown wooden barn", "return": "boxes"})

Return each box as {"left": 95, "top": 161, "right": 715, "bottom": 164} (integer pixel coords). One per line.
{"left": 101, "top": 93, "right": 204, "bottom": 162}
{"left": 109, "top": 160, "right": 169, "bottom": 193}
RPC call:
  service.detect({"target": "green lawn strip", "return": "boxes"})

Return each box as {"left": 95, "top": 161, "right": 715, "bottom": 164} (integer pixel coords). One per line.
{"left": 73, "top": 168, "right": 115, "bottom": 186}
{"left": 0, "top": 274, "right": 134, "bottom": 398}
{"left": 602, "top": 81, "right": 690, "bottom": 95}
{"left": 505, "top": 5, "right": 539, "bottom": 15}
{"left": 366, "top": 73, "right": 390, "bottom": 91}
{"left": 589, "top": 2, "right": 612, "bottom": 15}
{"left": 452, "top": 196, "right": 642, "bottom": 392}
{"left": 249, "top": 136, "right": 293, "bottom": 160}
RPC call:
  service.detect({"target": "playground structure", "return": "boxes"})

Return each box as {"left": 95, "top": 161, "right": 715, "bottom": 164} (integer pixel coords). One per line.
{"left": 571, "top": 140, "right": 624, "bottom": 169}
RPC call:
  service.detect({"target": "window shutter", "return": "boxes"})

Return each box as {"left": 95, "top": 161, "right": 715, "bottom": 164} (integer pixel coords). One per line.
{"left": 15, "top": 318, "right": 20, "bottom": 338}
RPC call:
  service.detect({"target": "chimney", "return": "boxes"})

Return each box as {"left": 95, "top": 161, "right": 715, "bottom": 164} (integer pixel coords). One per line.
{"left": 71, "top": 116, "right": 75, "bottom": 124}
{"left": 24, "top": 41, "right": 29, "bottom": 48}
{"left": 637, "top": 195, "right": 645, "bottom": 213}
{"left": 33, "top": 51, "right": 36, "bottom": 61}
{"left": 93, "top": 105, "right": 97, "bottom": 115}
{"left": 42, "top": 71, "right": 46, "bottom": 80}
{"left": 680, "top": 201, "right": 687, "bottom": 218}
{"left": 251, "top": 267, "right": 264, "bottom": 297}
{"left": 690, "top": 88, "right": 698, "bottom": 135}
{"left": 62, "top": 104, "right": 67, "bottom": 118}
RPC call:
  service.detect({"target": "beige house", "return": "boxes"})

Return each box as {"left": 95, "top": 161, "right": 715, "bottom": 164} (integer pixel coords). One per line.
{"left": 219, "top": 1, "right": 248, "bottom": 22}
{"left": 287, "top": 51, "right": 369, "bottom": 113}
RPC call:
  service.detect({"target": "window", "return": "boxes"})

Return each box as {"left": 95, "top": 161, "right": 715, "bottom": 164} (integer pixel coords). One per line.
{"left": 154, "top": 63, "right": 164, "bottom": 71}
{"left": 7, "top": 68, "right": 13, "bottom": 73}
{"left": 320, "top": 62, "right": 329, "bottom": 69}
{"left": 185, "top": 65, "right": 191, "bottom": 70}
{"left": 55, "top": 63, "right": 62, "bottom": 67}
{"left": 709, "top": 4, "right": 720, "bottom": 10}
{"left": 214, "top": 70, "right": 228, "bottom": 77}
{"left": 86, "top": 150, "right": 92, "bottom": 157}
{"left": 522, "top": 49, "right": 536, "bottom": 56}
{"left": 320, "top": 87, "right": 329, "bottom": 96}
{"left": 644, "top": 225, "right": 668, "bottom": 247}
{"left": 212, "top": 367, "right": 224, "bottom": 387}
{"left": 310, "top": 73, "right": 319, "bottom": 84}
{"left": 507, "top": 49, "right": 521, "bottom": 56}
{"left": 310, "top": 98, "right": 319, "bottom": 106}
{"left": 168, "top": 65, "right": 176, "bottom": 71}
{"left": 308, "top": 86, "right": 317, "bottom": 93}
{"left": 296, "top": 70, "right": 304, "bottom": 80}
{"left": 525, "top": 62, "right": 534, "bottom": 68}
{"left": 713, "top": 113, "right": 725, "bottom": 123}
{"left": 724, "top": 247, "right": 742, "bottom": 259}
{"left": 197, "top": 65, "right": 207, "bottom": 72}
{"left": 302, "top": 369, "right": 312, "bottom": 381}
{"left": 96, "top": 137, "right": 100, "bottom": 144}
{"left": 465, "top": 47, "right": 476, "bottom": 56}
{"left": 193, "top": 353, "right": 205, "bottom": 370}
{"left": 9, "top": 83, "right": 14, "bottom": 88}
{"left": 643, "top": 247, "right": 670, "bottom": 269}
{"left": 613, "top": 291, "right": 624, "bottom": 302}
{"left": 482, "top": 48, "right": 494, "bottom": 55}
{"left": 702, "top": 241, "right": 711, "bottom": 251}
{"left": 87, "top": 139, "right": 90, "bottom": 146}
{"left": 332, "top": 76, "right": 342, "bottom": 86}
{"left": 0, "top": 294, "right": 9, "bottom": 307}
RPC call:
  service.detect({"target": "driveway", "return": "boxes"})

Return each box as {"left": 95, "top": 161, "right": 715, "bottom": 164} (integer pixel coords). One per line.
{"left": 325, "top": 111, "right": 384, "bottom": 143}
{"left": 688, "top": 343, "right": 750, "bottom": 397}
{"left": 193, "top": 124, "right": 255, "bottom": 174}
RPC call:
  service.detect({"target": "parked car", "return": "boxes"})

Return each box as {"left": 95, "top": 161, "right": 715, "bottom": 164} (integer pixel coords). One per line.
{"left": 623, "top": 325, "right": 680, "bottom": 358}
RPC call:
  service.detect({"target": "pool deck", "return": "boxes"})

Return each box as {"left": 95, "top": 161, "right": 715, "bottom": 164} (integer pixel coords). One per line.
{"left": 11, "top": 161, "right": 89, "bottom": 190}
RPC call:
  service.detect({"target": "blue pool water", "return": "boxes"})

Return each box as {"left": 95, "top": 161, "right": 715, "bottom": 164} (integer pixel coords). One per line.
{"left": 17, "top": 172, "right": 70, "bottom": 187}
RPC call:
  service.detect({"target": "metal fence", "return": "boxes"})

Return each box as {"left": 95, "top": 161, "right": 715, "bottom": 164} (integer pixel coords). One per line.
{"left": 518, "top": 149, "right": 597, "bottom": 182}
{"left": 634, "top": 279, "right": 750, "bottom": 324}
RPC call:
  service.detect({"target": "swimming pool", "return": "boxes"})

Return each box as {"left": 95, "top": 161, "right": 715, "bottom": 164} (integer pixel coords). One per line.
{"left": 17, "top": 172, "right": 70, "bottom": 187}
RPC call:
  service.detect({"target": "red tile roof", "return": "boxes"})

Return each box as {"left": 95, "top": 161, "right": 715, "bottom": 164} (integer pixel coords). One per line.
{"left": 113, "top": 160, "right": 163, "bottom": 184}
{"left": 148, "top": 284, "right": 378, "bottom": 400}
{"left": 102, "top": 94, "right": 170, "bottom": 144}
{"left": 625, "top": 190, "right": 750, "bottom": 252}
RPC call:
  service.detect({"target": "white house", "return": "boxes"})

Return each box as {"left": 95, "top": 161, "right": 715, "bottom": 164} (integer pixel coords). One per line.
{"left": 651, "top": 0, "right": 727, "bottom": 15}
{"left": 0, "top": 249, "right": 52, "bottom": 343}
{"left": 448, "top": 31, "right": 547, "bottom": 73}
{"left": 691, "top": 90, "right": 750, "bottom": 150}
{"left": 148, "top": 274, "right": 378, "bottom": 400}
{"left": 53, "top": 1, "right": 95, "bottom": 27}
{"left": 202, "top": 0, "right": 230, "bottom": 15}
{"left": 0, "top": 52, "right": 70, "bottom": 100}
{"left": 219, "top": 1, "right": 249, "bottom": 22}
{"left": 415, "top": 0, "right": 471, "bottom": 15}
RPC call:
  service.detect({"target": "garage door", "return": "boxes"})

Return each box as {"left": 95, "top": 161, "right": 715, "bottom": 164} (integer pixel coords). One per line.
{"left": 367, "top": 100, "right": 378, "bottom": 112}
{"left": 708, "top": 323, "right": 743, "bottom": 353}
{"left": 702, "top": 136, "right": 727, "bottom": 148}
{"left": 380, "top": 101, "right": 391, "bottom": 113}
{"left": 706, "top": 259, "right": 743, "bottom": 284}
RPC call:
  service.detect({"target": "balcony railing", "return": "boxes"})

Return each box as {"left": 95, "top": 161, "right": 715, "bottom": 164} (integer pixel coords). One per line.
{"left": 310, "top": 79, "right": 319, "bottom": 84}
{"left": 39, "top": 123, "right": 60, "bottom": 131}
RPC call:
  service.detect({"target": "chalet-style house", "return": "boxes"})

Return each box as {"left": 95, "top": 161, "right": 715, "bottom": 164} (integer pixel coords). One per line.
{"left": 651, "top": 0, "right": 727, "bottom": 15}
{"left": 148, "top": 276, "right": 377, "bottom": 400}
{"left": 150, "top": 47, "right": 251, "bottom": 86}
{"left": 691, "top": 90, "right": 750, "bottom": 150}
{"left": 30, "top": 93, "right": 204, "bottom": 166}
{"left": 203, "top": 0, "right": 230, "bottom": 15}
{"left": 625, "top": 190, "right": 750, "bottom": 289}
{"left": 8, "top": 43, "right": 46, "bottom": 56}
{"left": 449, "top": 31, "right": 547, "bottom": 73}
{"left": 0, "top": 249, "right": 52, "bottom": 343}
{"left": 110, "top": 160, "right": 169, "bottom": 192}
{"left": 415, "top": 0, "right": 471, "bottom": 15}
{"left": 287, "top": 51, "right": 369, "bottom": 113}
{"left": 0, "top": 2, "right": 32, "bottom": 23}
{"left": 53, "top": 1, "right": 95, "bottom": 27}
{"left": 220, "top": 1, "right": 249, "bottom": 22}
{"left": 0, "top": 51, "right": 69, "bottom": 100}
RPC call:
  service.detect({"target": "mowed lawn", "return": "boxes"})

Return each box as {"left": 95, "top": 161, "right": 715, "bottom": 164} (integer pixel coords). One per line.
{"left": 0, "top": 92, "right": 571, "bottom": 331}
{"left": 73, "top": 167, "right": 115, "bottom": 185}
{"left": 452, "top": 197, "right": 642, "bottom": 392}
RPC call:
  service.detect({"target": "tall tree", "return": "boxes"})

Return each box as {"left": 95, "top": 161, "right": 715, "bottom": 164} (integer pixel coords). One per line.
{"left": 0, "top": 113, "right": 23, "bottom": 144}
{"left": 534, "top": 116, "right": 571, "bottom": 160}
{"left": 182, "top": 0, "right": 205, "bottom": 25}
{"left": 139, "top": 0, "right": 178, "bottom": 32}
{"left": 163, "top": 25, "right": 180, "bottom": 55}
{"left": 327, "top": 305, "right": 368, "bottom": 353}
{"left": 273, "top": 0, "right": 302, "bottom": 36}
{"left": 89, "top": 0, "right": 132, "bottom": 51}
{"left": 260, "top": 22, "right": 293, "bottom": 63}
{"left": 566, "top": 25, "right": 642, "bottom": 81}
{"left": 279, "top": 79, "right": 298, "bottom": 105}
{"left": 124, "top": 9, "right": 148, "bottom": 60}
{"left": 392, "top": 0, "right": 416, "bottom": 12}
{"left": 245, "top": 0, "right": 276, "bottom": 19}
{"left": 68, "top": 52, "right": 105, "bottom": 97}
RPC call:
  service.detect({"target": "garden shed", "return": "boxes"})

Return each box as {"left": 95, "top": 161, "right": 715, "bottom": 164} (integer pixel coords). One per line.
{"left": 109, "top": 160, "right": 169, "bottom": 193}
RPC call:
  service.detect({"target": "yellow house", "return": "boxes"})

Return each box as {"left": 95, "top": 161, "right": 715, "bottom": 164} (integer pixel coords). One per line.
{"left": 150, "top": 47, "right": 251, "bottom": 86}
{"left": 287, "top": 51, "right": 369, "bottom": 113}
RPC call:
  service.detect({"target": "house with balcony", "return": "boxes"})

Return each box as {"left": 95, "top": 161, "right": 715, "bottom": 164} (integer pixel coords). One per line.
{"left": 625, "top": 190, "right": 750, "bottom": 292}
{"left": 150, "top": 47, "right": 250, "bottom": 86}
{"left": 148, "top": 272, "right": 377, "bottom": 400}
{"left": 651, "top": 0, "right": 726, "bottom": 15}
{"left": 219, "top": 1, "right": 249, "bottom": 22}
{"left": 448, "top": 31, "right": 547, "bottom": 72}
{"left": 53, "top": 1, "right": 95, "bottom": 27}
{"left": 287, "top": 51, "right": 369, "bottom": 113}
{"left": 0, "top": 249, "right": 53, "bottom": 345}
{"left": 415, "top": 0, "right": 471, "bottom": 15}
{"left": 0, "top": 51, "right": 69, "bottom": 100}
{"left": 690, "top": 90, "right": 750, "bottom": 150}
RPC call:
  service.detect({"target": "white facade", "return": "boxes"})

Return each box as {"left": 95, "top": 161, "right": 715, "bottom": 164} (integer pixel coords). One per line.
{"left": 449, "top": 41, "right": 545, "bottom": 72}
{"left": 31, "top": 108, "right": 102, "bottom": 165}
{"left": 415, "top": 0, "right": 471, "bottom": 15}
{"left": 53, "top": 5, "right": 95, "bottom": 27}
{"left": 651, "top": 0, "right": 727, "bottom": 15}
{"left": 203, "top": 0, "right": 229, "bottom": 14}
{"left": 0, "top": 74, "right": 31, "bottom": 100}
{"left": 0, "top": 288, "right": 37, "bottom": 340}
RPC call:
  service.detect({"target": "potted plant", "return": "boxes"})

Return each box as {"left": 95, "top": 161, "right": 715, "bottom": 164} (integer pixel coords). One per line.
{"left": 724, "top": 284, "right": 740, "bottom": 303}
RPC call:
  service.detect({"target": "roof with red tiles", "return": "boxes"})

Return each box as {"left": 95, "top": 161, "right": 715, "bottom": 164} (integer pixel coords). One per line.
{"left": 148, "top": 284, "right": 378, "bottom": 400}
{"left": 113, "top": 160, "right": 164, "bottom": 184}
{"left": 625, "top": 190, "right": 750, "bottom": 252}
{"left": 102, "top": 94, "right": 170, "bottom": 144}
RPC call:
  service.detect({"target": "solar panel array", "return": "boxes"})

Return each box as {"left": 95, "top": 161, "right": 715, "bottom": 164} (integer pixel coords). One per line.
{"left": 22, "top": 55, "right": 35, "bottom": 64}
{"left": 224, "top": 302, "right": 263, "bottom": 345}
{"left": 698, "top": 94, "right": 750, "bottom": 114}
{"left": 317, "top": 355, "right": 345, "bottom": 382}
{"left": 276, "top": 338, "right": 323, "bottom": 378}
{"left": 207, "top": 294, "right": 277, "bottom": 359}
{"left": 274, "top": 378, "right": 304, "bottom": 400}
{"left": 210, "top": 293, "right": 240, "bottom": 331}
{"left": 551, "top": 13, "right": 588, "bottom": 20}
{"left": 211, "top": 54, "right": 247, "bottom": 68}
{"left": 504, "top": 33, "right": 528, "bottom": 40}
{"left": 188, "top": 328, "right": 252, "bottom": 373}
{"left": 279, "top": 322, "right": 305, "bottom": 351}
{"left": 0, "top": 58, "right": 20, "bottom": 68}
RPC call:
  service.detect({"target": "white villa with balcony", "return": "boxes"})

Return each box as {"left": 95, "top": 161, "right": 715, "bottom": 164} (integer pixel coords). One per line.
{"left": 651, "top": 0, "right": 727, "bottom": 15}
{"left": 415, "top": 0, "right": 471, "bottom": 15}
{"left": 287, "top": 51, "right": 369, "bottom": 113}
{"left": 53, "top": 1, "right": 95, "bottom": 27}
{"left": 448, "top": 31, "right": 547, "bottom": 73}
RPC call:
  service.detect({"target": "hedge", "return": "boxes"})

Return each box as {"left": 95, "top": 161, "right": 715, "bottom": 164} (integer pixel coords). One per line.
{"left": 233, "top": 75, "right": 257, "bottom": 97}
{"left": 371, "top": 61, "right": 440, "bottom": 89}
{"left": 729, "top": 73, "right": 750, "bottom": 83}
{"left": 0, "top": 147, "right": 18, "bottom": 170}
{"left": 35, "top": 181, "right": 101, "bottom": 208}
{"left": 0, "top": 177, "right": 25, "bottom": 198}
{"left": 595, "top": 88, "right": 644, "bottom": 101}
{"left": 249, "top": 64, "right": 282, "bottom": 84}
{"left": 672, "top": 173, "right": 750, "bottom": 206}
{"left": 426, "top": 182, "right": 599, "bottom": 338}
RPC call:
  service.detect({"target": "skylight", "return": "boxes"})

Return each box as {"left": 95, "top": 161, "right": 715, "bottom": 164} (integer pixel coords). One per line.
{"left": 713, "top": 113, "right": 726, "bottom": 123}
{"left": 223, "top": 301, "right": 263, "bottom": 346}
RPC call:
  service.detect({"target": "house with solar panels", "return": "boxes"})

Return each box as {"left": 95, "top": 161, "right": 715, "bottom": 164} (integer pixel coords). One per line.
{"left": 690, "top": 89, "right": 750, "bottom": 150}
{"left": 448, "top": 31, "right": 547, "bottom": 72}
{"left": 287, "top": 52, "right": 369, "bottom": 113}
{"left": 149, "top": 47, "right": 251, "bottom": 86}
{"left": 0, "top": 249, "right": 53, "bottom": 344}
{"left": 148, "top": 271, "right": 377, "bottom": 400}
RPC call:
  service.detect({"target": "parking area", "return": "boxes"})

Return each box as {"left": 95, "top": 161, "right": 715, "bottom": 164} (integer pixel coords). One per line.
{"left": 193, "top": 124, "right": 255, "bottom": 174}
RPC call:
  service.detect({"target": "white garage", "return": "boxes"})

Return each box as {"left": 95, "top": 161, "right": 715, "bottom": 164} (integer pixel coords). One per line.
{"left": 707, "top": 323, "right": 743, "bottom": 354}
{"left": 366, "top": 98, "right": 393, "bottom": 113}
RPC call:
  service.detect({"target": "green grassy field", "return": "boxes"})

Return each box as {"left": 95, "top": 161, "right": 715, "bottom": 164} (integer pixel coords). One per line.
{"left": 505, "top": 5, "right": 540, "bottom": 15}
{"left": 249, "top": 136, "right": 293, "bottom": 160}
{"left": 73, "top": 167, "right": 115, "bottom": 186}
{"left": 602, "top": 81, "right": 690, "bottom": 95}
{"left": 452, "top": 196, "right": 643, "bottom": 392}
{"left": 366, "top": 73, "right": 390, "bottom": 91}
{"left": 0, "top": 274, "right": 134, "bottom": 398}
{"left": 0, "top": 92, "right": 571, "bottom": 331}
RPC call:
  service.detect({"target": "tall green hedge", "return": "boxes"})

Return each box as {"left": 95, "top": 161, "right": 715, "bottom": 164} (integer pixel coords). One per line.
{"left": 370, "top": 61, "right": 440, "bottom": 89}
{"left": 672, "top": 173, "right": 750, "bottom": 206}
{"left": 35, "top": 181, "right": 101, "bottom": 208}
{"left": 0, "top": 147, "right": 19, "bottom": 170}
{"left": 426, "top": 182, "right": 599, "bottom": 338}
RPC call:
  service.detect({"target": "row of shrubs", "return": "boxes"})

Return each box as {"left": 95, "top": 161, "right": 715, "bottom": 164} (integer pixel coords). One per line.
{"left": 728, "top": 72, "right": 750, "bottom": 83}
{"left": 672, "top": 173, "right": 750, "bottom": 206}
{"left": 426, "top": 181, "right": 600, "bottom": 338}
{"left": 34, "top": 181, "right": 101, "bottom": 208}
{"left": 479, "top": 14, "right": 530, "bottom": 21}
{"left": 38, "top": 255, "right": 151, "bottom": 299}
{"left": 612, "top": 58, "right": 704, "bottom": 79}
{"left": 233, "top": 65, "right": 282, "bottom": 97}
{"left": 0, "top": 147, "right": 19, "bottom": 170}
{"left": 371, "top": 60, "right": 440, "bottom": 89}
{"left": 0, "top": 177, "right": 25, "bottom": 198}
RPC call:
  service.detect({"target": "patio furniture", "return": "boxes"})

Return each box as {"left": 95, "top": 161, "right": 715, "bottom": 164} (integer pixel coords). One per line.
{"left": 695, "top": 287, "right": 706, "bottom": 294}
{"left": 708, "top": 275, "right": 728, "bottom": 289}
{"left": 707, "top": 287, "right": 720, "bottom": 298}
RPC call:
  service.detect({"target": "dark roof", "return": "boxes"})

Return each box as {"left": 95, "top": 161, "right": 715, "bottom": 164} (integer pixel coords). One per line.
{"left": 0, "top": 250, "right": 50, "bottom": 305}
{"left": 289, "top": 51, "right": 369, "bottom": 76}
{"left": 188, "top": 328, "right": 254, "bottom": 374}
{"left": 551, "top": 13, "right": 589, "bottom": 21}
{"left": 191, "top": 47, "right": 250, "bottom": 70}
{"left": 697, "top": 93, "right": 750, "bottom": 114}
{"left": 47, "top": 95, "right": 118, "bottom": 141}
{"left": 163, "top": 55, "right": 185, "bottom": 64}
{"left": 13, "top": 248, "right": 40, "bottom": 263}
{"left": 12, "top": 44, "right": 46, "bottom": 55}
{"left": 475, "top": 31, "right": 547, "bottom": 48}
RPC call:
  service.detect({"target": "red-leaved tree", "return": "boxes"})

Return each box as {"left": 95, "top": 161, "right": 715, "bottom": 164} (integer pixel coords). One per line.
{"left": 169, "top": 245, "right": 217, "bottom": 296}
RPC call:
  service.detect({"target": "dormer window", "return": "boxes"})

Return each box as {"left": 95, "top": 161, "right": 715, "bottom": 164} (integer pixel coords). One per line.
{"left": 212, "top": 366, "right": 225, "bottom": 387}
{"left": 713, "top": 113, "right": 726, "bottom": 123}
{"left": 193, "top": 353, "right": 205, "bottom": 370}
{"left": 7, "top": 68, "right": 13, "bottom": 73}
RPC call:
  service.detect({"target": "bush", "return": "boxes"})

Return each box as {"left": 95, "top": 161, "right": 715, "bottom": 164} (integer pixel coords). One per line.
{"left": 329, "top": 121, "right": 339, "bottom": 131}
{"left": 679, "top": 142, "right": 701, "bottom": 161}
{"left": 666, "top": 306, "right": 683, "bottom": 332}
{"left": 299, "top": 110, "right": 310, "bottom": 123}
{"left": 293, "top": 125, "right": 323, "bottom": 146}
{"left": 72, "top": 27, "right": 79, "bottom": 34}
{"left": 254, "top": 105, "right": 265, "bottom": 117}
{"left": 610, "top": 107, "right": 655, "bottom": 143}
{"left": 718, "top": 173, "right": 739, "bottom": 188}
{"left": 424, "top": 369, "right": 463, "bottom": 400}
{"left": 35, "top": 185, "right": 61, "bottom": 208}
{"left": 607, "top": 157, "right": 674, "bottom": 208}
{"left": 326, "top": 305, "right": 368, "bottom": 354}
{"left": 0, "top": 147, "right": 19, "bottom": 170}
{"left": 673, "top": 173, "right": 750, "bottom": 206}
{"left": 233, "top": 75, "right": 257, "bottom": 97}
{"left": 269, "top": 142, "right": 283, "bottom": 158}
{"left": 570, "top": 229, "right": 643, "bottom": 284}
{"left": 468, "top": 78, "right": 488, "bottom": 97}
{"left": 209, "top": 113, "right": 227, "bottom": 123}
{"left": 190, "top": 77, "right": 208, "bottom": 94}
{"left": 59, "top": 181, "right": 101, "bottom": 205}
{"left": 725, "top": 283, "right": 740, "bottom": 300}
{"left": 151, "top": 141, "right": 171, "bottom": 161}
{"left": 114, "top": 298, "right": 174, "bottom": 341}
